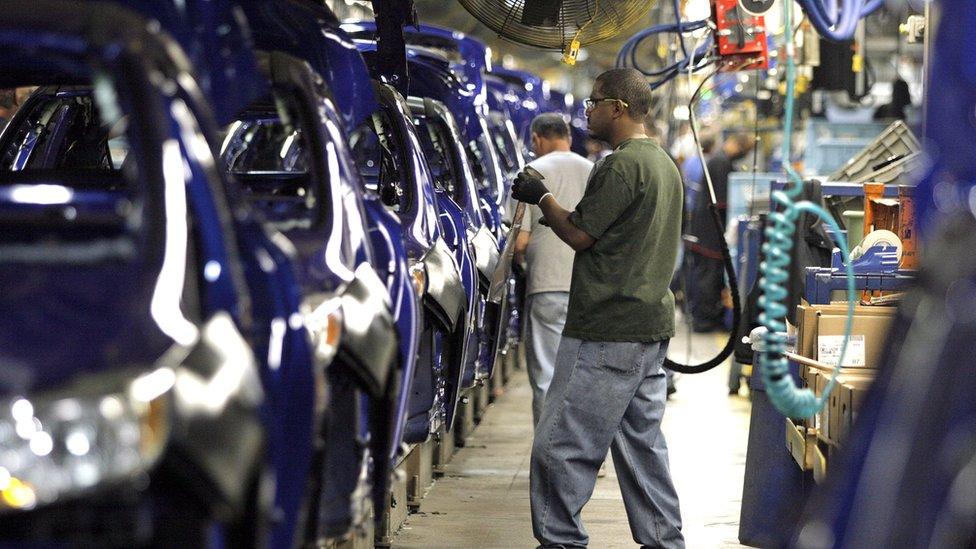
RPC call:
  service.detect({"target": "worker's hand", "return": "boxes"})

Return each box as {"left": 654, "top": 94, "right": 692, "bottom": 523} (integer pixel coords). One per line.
{"left": 512, "top": 170, "right": 551, "bottom": 205}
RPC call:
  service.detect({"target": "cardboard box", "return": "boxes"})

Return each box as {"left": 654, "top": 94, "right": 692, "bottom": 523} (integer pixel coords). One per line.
{"left": 786, "top": 418, "right": 818, "bottom": 471}
{"left": 796, "top": 301, "right": 896, "bottom": 360}
{"left": 815, "top": 373, "right": 829, "bottom": 442}
{"left": 813, "top": 370, "right": 874, "bottom": 445}
{"left": 803, "top": 368, "right": 849, "bottom": 433}
{"left": 834, "top": 378, "right": 876, "bottom": 446}
{"left": 816, "top": 314, "right": 895, "bottom": 369}
{"left": 802, "top": 369, "right": 820, "bottom": 431}
{"left": 898, "top": 186, "right": 917, "bottom": 269}
{"left": 863, "top": 183, "right": 918, "bottom": 269}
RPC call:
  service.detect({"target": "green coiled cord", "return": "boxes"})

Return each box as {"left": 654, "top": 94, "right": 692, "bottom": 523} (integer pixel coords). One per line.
{"left": 757, "top": 0, "right": 858, "bottom": 419}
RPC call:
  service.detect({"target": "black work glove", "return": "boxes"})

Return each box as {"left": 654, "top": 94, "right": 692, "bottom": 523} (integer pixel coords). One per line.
{"left": 512, "top": 170, "right": 551, "bottom": 205}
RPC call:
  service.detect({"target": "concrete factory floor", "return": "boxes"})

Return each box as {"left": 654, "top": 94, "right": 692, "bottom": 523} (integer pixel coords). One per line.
{"left": 392, "top": 318, "right": 752, "bottom": 548}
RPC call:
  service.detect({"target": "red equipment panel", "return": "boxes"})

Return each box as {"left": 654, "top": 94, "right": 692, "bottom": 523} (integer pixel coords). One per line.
{"left": 713, "top": 0, "right": 769, "bottom": 71}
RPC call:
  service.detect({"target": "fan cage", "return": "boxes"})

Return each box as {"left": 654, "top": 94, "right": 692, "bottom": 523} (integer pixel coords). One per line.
{"left": 456, "top": 0, "right": 653, "bottom": 50}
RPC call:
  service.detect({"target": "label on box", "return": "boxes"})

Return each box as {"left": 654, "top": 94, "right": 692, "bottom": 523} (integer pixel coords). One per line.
{"left": 818, "top": 335, "right": 866, "bottom": 367}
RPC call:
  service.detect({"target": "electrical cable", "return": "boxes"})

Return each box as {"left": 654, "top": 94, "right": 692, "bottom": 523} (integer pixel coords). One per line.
{"left": 672, "top": 0, "right": 689, "bottom": 60}
{"left": 749, "top": 71, "right": 761, "bottom": 218}
{"left": 676, "top": 32, "right": 712, "bottom": 372}
{"left": 632, "top": 35, "right": 711, "bottom": 78}
{"left": 663, "top": 63, "right": 744, "bottom": 374}
{"left": 757, "top": 0, "right": 858, "bottom": 419}
{"left": 648, "top": 46, "right": 715, "bottom": 90}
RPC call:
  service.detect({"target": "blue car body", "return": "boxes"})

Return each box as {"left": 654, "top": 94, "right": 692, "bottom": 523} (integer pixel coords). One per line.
{"left": 404, "top": 95, "right": 495, "bottom": 387}
{"left": 345, "top": 26, "right": 524, "bottom": 379}
{"left": 354, "top": 42, "right": 484, "bottom": 421}
{"left": 121, "top": 0, "right": 400, "bottom": 544}
{"left": 112, "top": 0, "right": 268, "bottom": 126}
{"left": 402, "top": 50, "right": 515, "bottom": 379}
{"left": 0, "top": 2, "right": 400, "bottom": 547}
{"left": 488, "top": 67, "right": 548, "bottom": 155}
{"left": 365, "top": 83, "right": 471, "bottom": 443}
{"left": 0, "top": 3, "right": 277, "bottom": 545}
{"left": 406, "top": 50, "right": 507, "bottom": 241}
{"left": 234, "top": 1, "right": 465, "bottom": 453}
{"left": 220, "top": 0, "right": 412, "bottom": 538}
{"left": 342, "top": 23, "right": 508, "bottom": 237}
{"left": 340, "top": 21, "right": 492, "bottom": 123}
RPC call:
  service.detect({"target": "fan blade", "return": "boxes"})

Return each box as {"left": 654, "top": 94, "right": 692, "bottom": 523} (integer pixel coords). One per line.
{"left": 521, "top": 0, "right": 563, "bottom": 27}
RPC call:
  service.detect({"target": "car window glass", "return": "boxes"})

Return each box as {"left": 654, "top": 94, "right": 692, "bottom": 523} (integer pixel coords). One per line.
{"left": 0, "top": 86, "right": 138, "bottom": 255}
{"left": 413, "top": 114, "right": 462, "bottom": 204}
{"left": 221, "top": 98, "right": 320, "bottom": 230}
{"left": 0, "top": 92, "right": 130, "bottom": 172}
{"left": 489, "top": 113, "right": 519, "bottom": 174}
{"left": 466, "top": 138, "right": 490, "bottom": 192}
{"left": 351, "top": 110, "right": 409, "bottom": 215}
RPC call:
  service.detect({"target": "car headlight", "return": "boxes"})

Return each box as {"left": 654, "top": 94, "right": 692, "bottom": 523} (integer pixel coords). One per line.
{"left": 409, "top": 261, "right": 427, "bottom": 297}
{"left": 303, "top": 294, "right": 343, "bottom": 366}
{"left": 0, "top": 366, "right": 174, "bottom": 512}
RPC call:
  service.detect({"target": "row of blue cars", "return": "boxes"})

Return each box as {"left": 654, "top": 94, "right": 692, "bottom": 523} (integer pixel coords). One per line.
{"left": 0, "top": 0, "right": 582, "bottom": 546}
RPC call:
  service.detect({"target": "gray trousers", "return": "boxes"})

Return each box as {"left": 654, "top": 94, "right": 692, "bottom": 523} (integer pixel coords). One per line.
{"left": 524, "top": 291, "right": 571, "bottom": 427}
{"left": 530, "top": 337, "right": 684, "bottom": 548}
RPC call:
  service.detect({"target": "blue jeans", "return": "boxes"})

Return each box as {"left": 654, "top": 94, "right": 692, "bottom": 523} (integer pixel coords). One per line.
{"left": 530, "top": 337, "right": 684, "bottom": 548}
{"left": 524, "top": 291, "right": 571, "bottom": 427}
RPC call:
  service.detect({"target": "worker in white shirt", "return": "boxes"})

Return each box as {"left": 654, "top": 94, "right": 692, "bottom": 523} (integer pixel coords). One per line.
{"left": 515, "top": 113, "right": 594, "bottom": 426}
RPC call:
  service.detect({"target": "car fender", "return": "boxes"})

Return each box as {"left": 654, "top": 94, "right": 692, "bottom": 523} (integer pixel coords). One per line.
{"left": 468, "top": 224, "right": 500, "bottom": 292}
{"left": 335, "top": 266, "right": 399, "bottom": 398}
{"left": 421, "top": 238, "right": 466, "bottom": 331}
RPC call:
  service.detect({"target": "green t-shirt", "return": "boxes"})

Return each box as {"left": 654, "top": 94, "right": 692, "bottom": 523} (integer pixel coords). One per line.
{"left": 563, "top": 138, "right": 683, "bottom": 342}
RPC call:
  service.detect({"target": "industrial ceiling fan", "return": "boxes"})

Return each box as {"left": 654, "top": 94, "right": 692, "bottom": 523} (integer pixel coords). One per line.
{"left": 455, "top": 0, "right": 655, "bottom": 63}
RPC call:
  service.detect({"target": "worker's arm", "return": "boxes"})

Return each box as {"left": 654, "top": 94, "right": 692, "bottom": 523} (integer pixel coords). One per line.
{"left": 514, "top": 230, "right": 530, "bottom": 266}
{"left": 538, "top": 195, "right": 596, "bottom": 251}
{"left": 511, "top": 171, "right": 597, "bottom": 252}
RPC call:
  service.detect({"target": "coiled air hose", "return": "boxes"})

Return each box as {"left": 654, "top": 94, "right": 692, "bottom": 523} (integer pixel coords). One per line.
{"left": 757, "top": 0, "right": 857, "bottom": 419}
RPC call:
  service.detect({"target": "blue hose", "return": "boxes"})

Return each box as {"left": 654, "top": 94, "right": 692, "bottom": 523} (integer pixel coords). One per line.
{"left": 798, "top": 0, "right": 885, "bottom": 41}
{"left": 615, "top": 19, "right": 709, "bottom": 72}
{"left": 758, "top": 0, "right": 858, "bottom": 419}
{"left": 672, "top": 0, "right": 689, "bottom": 60}
{"left": 629, "top": 30, "right": 710, "bottom": 76}
{"left": 616, "top": 23, "right": 713, "bottom": 90}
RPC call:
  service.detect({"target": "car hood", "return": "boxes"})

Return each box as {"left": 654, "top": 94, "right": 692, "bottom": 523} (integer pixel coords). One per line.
{"left": 0, "top": 262, "right": 176, "bottom": 395}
